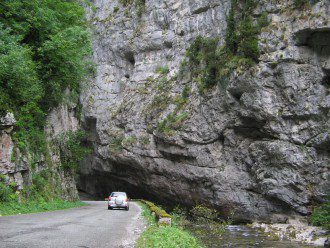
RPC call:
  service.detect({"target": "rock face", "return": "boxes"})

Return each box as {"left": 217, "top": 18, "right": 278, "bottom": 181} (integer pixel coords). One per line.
{"left": 0, "top": 105, "right": 80, "bottom": 200}
{"left": 0, "top": 113, "right": 26, "bottom": 191}
{"left": 79, "top": 0, "right": 330, "bottom": 222}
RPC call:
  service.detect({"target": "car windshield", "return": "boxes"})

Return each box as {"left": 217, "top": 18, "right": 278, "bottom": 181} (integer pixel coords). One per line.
{"left": 111, "top": 192, "right": 126, "bottom": 197}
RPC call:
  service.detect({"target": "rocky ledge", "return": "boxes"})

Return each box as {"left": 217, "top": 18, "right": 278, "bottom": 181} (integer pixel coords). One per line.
{"left": 251, "top": 221, "right": 329, "bottom": 247}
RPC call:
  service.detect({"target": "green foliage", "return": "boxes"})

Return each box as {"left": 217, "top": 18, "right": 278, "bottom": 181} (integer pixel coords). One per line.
{"left": 39, "top": 26, "right": 92, "bottom": 108}
{"left": 155, "top": 66, "right": 170, "bottom": 75}
{"left": 183, "top": 0, "right": 268, "bottom": 93}
{"left": 225, "top": 0, "right": 238, "bottom": 54}
{"left": 56, "top": 131, "right": 91, "bottom": 170}
{"left": 181, "top": 85, "right": 191, "bottom": 100}
{"left": 139, "top": 201, "right": 157, "bottom": 224}
{"left": 0, "top": 198, "right": 86, "bottom": 216}
{"left": 140, "top": 135, "right": 150, "bottom": 146}
{"left": 84, "top": 0, "right": 97, "bottom": 12}
{"left": 0, "top": 175, "right": 19, "bottom": 202}
{"left": 122, "top": 135, "right": 137, "bottom": 147}
{"left": 311, "top": 200, "right": 330, "bottom": 230}
{"left": 257, "top": 12, "right": 270, "bottom": 30}
{"left": 138, "top": 200, "right": 200, "bottom": 248}
{"left": 137, "top": 226, "right": 201, "bottom": 248}
{"left": 179, "top": 204, "right": 232, "bottom": 246}
{"left": 119, "top": 0, "right": 145, "bottom": 17}
{"left": 0, "top": 0, "right": 92, "bottom": 155}
{"left": 142, "top": 200, "right": 172, "bottom": 219}
{"left": 119, "top": 0, "right": 134, "bottom": 7}
{"left": 294, "top": 0, "right": 309, "bottom": 8}
{"left": 190, "top": 204, "right": 218, "bottom": 222}
{"left": 114, "top": 6, "right": 120, "bottom": 13}
{"left": 136, "top": 0, "right": 146, "bottom": 17}
{"left": 186, "top": 36, "right": 220, "bottom": 88}
{"left": 109, "top": 136, "right": 124, "bottom": 153}
{"left": 0, "top": 181, "right": 13, "bottom": 202}
{"left": 237, "top": 17, "right": 259, "bottom": 61}
{"left": 157, "top": 112, "right": 189, "bottom": 135}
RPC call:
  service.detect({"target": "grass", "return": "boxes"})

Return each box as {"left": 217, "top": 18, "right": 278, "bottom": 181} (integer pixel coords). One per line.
{"left": 137, "top": 226, "right": 201, "bottom": 248}
{"left": 138, "top": 201, "right": 157, "bottom": 224}
{"left": 137, "top": 201, "right": 202, "bottom": 248}
{"left": 0, "top": 199, "right": 86, "bottom": 216}
{"left": 311, "top": 200, "right": 330, "bottom": 230}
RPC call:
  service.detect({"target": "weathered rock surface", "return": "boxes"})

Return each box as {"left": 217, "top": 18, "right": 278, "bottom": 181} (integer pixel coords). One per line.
{"left": 0, "top": 104, "right": 80, "bottom": 200}
{"left": 79, "top": 0, "right": 330, "bottom": 222}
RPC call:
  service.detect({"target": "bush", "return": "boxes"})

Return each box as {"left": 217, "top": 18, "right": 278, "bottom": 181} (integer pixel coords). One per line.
{"left": 311, "top": 201, "right": 330, "bottom": 230}
{"left": 0, "top": 181, "right": 13, "bottom": 202}
{"left": 190, "top": 204, "right": 218, "bottom": 222}
{"left": 237, "top": 17, "right": 260, "bottom": 61}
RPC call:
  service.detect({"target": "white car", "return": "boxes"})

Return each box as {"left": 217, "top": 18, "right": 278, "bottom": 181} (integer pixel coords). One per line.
{"left": 108, "top": 192, "right": 129, "bottom": 211}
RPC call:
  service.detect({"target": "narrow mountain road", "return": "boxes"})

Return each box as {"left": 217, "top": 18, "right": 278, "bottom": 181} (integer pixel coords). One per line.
{"left": 0, "top": 201, "right": 145, "bottom": 248}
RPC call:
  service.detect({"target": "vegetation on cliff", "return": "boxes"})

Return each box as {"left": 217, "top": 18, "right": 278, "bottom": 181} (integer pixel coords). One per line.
{"left": 0, "top": 0, "right": 92, "bottom": 210}
{"left": 0, "top": 174, "right": 85, "bottom": 216}
{"left": 0, "top": 0, "right": 92, "bottom": 155}
{"left": 184, "top": 0, "right": 269, "bottom": 93}
{"left": 54, "top": 130, "right": 92, "bottom": 170}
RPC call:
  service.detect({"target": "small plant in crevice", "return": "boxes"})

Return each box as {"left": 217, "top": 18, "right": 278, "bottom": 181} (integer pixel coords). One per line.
{"left": 113, "top": 6, "right": 120, "bottom": 13}
{"left": 293, "top": 0, "right": 309, "bottom": 8}
{"left": 119, "top": 0, "right": 146, "bottom": 17}
{"left": 139, "top": 135, "right": 150, "bottom": 146}
{"left": 136, "top": 0, "right": 146, "bottom": 17}
{"left": 155, "top": 66, "right": 170, "bottom": 75}
{"left": 109, "top": 136, "right": 124, "bottom": 153}
{"left": 293, "top": 0, "right": 321, "bottom": 9}
{"left": 122, "top": 135, "right": 137, "bottom": 147}
{"left": 156, "top": 112, "right": 189, "bottom": 135}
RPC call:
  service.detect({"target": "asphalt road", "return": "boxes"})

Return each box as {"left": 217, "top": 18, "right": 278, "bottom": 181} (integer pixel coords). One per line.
{"left": 0, "top": 201, "right": 145, "bottom": 248}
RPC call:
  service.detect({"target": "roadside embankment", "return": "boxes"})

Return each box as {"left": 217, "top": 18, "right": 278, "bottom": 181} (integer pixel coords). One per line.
{"left": 137, "top": 200, "right": 201, "bottom": 248}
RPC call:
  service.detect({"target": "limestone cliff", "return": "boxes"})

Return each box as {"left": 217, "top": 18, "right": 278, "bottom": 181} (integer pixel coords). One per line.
{"left": 78, "top": 0, "right": 330, "bottom": 222}
{"left": 0, "top": 104, "right": 80, "bottom": 201}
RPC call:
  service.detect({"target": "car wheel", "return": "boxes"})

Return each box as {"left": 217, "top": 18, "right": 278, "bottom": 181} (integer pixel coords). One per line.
{"left": 125, "top": 206, "right": 129, "bottom": 211}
